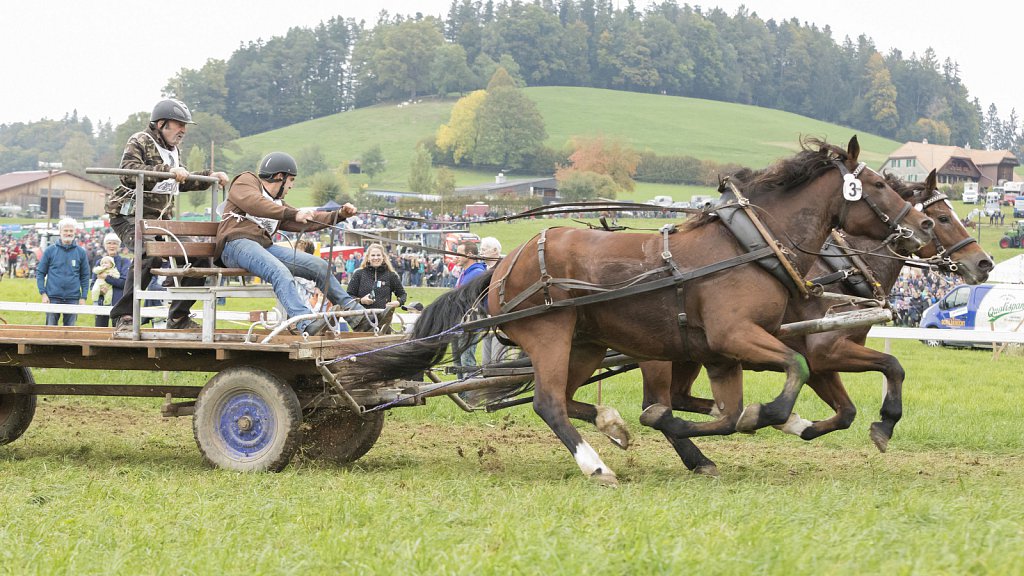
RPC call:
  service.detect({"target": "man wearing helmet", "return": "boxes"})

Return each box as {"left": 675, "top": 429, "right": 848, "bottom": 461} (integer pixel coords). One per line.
{"left": 216, "top": 152, "right": 366, "bottom": 336}
{"left": 105, "top": 98, "right": 229, "bottom": 333}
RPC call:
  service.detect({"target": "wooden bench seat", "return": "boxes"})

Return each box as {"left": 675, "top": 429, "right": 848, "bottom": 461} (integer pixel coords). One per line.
{"left": 140, "top": 219, "right": 275, "bottom": 342}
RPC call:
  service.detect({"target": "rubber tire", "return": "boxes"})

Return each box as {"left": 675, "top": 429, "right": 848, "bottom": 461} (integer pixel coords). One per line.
{"left": 999, "top": 237, "right": 1011, "bottom": 249}
{"left": 193, "top": 366, "right": 301, "bottom": 472}
{"left": 300, "top": 409, "right": 384, "bottom": 465}
{"left": 0, "top": 367, "right": 36, "bottom": 446}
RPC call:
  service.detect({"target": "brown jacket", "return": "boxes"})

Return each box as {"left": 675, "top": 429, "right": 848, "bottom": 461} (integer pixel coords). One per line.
{"left": 215, "top": 171, "right": 342, "bottom": 260}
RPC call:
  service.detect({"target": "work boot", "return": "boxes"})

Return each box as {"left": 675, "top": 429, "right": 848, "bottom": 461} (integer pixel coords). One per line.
{"left": 304, "top": 317, "right": 329, "bottom": 336}
{"left": 167, "top": 315, "right": 200, "bottom": 330}
{"left": 114, "top": 315, "right": 134, "bottom": 334}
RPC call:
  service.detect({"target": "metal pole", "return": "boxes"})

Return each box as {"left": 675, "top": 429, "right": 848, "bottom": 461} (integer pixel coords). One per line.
{"left": 132, "top": 173, "right": 144, "bottom": 341}
{"left": 47, "top": 168, "right": 53, "bottom": 223}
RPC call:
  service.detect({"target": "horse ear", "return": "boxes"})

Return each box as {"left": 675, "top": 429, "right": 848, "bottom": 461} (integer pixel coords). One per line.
{"left": 926, "top": 169, "right": 937, "bottom": 191}
{"left": 846, "top": 135, "right": 860, "bottom": 163}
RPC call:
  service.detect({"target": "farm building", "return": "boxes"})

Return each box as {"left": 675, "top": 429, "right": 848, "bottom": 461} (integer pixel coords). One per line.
{"left": 882, "top": 141, "right": 1019, "bottom": 190}
{"left": 454, "top": 173, "right": 559, "bottom": 203}
{"left": 0, "top": 170, "right": 108, "bottom": 219}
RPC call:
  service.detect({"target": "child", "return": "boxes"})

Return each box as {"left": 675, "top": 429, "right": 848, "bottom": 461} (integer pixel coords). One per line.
{"left": 90, "top": 255, "right": 120, "bottom": 302}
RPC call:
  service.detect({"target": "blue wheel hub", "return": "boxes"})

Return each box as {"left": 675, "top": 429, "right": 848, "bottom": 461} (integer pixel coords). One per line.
{"left": 215, "top": 391, "right": 276, "bottom": 459}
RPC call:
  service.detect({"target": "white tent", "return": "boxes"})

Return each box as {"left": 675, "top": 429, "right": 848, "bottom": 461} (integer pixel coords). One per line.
{"left": 989, "top": 254, "right": 1024, "bottom": 283}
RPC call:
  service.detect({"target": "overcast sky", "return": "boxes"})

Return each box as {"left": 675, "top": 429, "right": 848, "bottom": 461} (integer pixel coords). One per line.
{"left": 3, "top": 1, "right": 1020, "bottom": 127}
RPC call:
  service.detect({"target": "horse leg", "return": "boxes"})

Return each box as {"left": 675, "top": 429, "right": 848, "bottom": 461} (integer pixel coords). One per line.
{"left": 514, "top": 324, "right": 620, "bottom": 486}
{"left": 639, "top": 361, "right": 719, "bottom": 475}
{"left": 564, "top": 344, "right": 632, "bottom": 450}
{"left": 777, "top": 371, "right": 854, "bottom": 440}
{"left": 669, "top": 361, "right": 717, "bottom": 416}
{"left": 641, "top": 361, "right": 745, "bottom": 439}
{"left": 726, "top": 331, "right": 810, "bottom": 433}
{"left": 804, "top": 336, "right": 905, "bottom": 452}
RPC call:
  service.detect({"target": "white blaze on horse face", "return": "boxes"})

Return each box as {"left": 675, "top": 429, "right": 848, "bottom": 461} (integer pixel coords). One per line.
{"left": 574, "top": 441, "right": 613, "bottom": 477}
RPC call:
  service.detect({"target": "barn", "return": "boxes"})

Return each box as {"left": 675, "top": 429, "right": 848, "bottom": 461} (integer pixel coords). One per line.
{"left": 0, "top": 170, "right": 108, "bottom": 219}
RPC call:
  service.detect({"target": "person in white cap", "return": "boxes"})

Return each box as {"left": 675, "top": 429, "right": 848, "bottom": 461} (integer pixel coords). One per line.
{"left": 92, "top": 232, "right": 131, "bottom": 327}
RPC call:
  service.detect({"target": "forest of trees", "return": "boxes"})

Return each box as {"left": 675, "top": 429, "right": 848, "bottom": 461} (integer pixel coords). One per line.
{"left": 2, "top": 0, "right": 1022, "bottom": 176}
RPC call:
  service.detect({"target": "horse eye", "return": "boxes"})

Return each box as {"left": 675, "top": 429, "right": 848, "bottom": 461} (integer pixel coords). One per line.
{"left": 938, "top": 215, "right": 951, "bottom": 224}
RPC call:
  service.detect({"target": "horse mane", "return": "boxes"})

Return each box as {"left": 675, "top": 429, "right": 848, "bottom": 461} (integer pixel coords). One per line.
{"left": 679, "top": 137, "right": 845, "bottom": 232}
{"left": 884, "top": 172, "right": 926, "bottom": 201}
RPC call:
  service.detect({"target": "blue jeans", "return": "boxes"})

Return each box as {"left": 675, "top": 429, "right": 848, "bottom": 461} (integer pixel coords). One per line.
{"left": 46, "top": 297, "right": 78, "bottom": 326}
{"left": 222, "top": 239, "right": 361, "bottom": 332}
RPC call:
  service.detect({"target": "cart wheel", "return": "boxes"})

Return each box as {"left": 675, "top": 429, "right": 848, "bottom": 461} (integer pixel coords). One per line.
{"left": 301, "top": 409, "right": 384, "bottom": 465}
{"left": 0, "top": 367, "right": 36, "bottom": 446}
{"left": 193, "top": 366, "right": 301, "bottom": 472}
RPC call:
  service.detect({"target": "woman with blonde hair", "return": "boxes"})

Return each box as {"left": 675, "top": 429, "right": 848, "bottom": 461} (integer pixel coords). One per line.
{"left": 346, "top": 243, "right": 407, "bottom": 332}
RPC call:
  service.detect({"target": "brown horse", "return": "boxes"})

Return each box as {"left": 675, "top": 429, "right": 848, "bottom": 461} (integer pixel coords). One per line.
{"left": 638, "top": 169, "right": 992, "bottom": 473}
{"left": 339, "top": 136, "right": 935, "bottom": 485}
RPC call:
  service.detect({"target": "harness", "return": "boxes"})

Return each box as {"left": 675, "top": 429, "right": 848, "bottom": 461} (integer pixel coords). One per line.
{"left": 482, "top": 158, "right": 914, "bottom": 333}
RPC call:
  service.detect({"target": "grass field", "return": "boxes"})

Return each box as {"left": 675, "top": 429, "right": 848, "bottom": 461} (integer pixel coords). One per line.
{"left": 2, "top": 215, "right": 1023, "bottom": 574}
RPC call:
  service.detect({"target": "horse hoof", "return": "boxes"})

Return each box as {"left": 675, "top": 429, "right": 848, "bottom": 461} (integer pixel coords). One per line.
{"left": 736, "top": 404, "right": 761, "bottom": 434}
{"left": 869, "top": 422, "right": 890, "bottom": 453}
{"left": 694, "top": 464, "right": 720, "bottom": 477}
{"left": 639, "top": 403, "right": 670, "bottom": 427}
{"left": 596, "top": 406, "right": 632, "bottom": 450}
{"left": 590, "top": 471, "right": 619, "bottom": 487}
{"left": 772, "top": 413, "right": 812, "bottom": 436}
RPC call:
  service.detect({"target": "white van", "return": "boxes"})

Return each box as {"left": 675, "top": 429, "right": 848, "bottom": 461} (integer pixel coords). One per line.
{"left": 919, "top": 283, "right": 1024, "bottom": 347}
{"left": 962, "top": 183, "right": 979, "bottom": 204}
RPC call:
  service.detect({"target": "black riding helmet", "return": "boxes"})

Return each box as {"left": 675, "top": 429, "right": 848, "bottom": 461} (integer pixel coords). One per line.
{"left": 258, "top": 152, "right": 298, "bottom": 199}
{"left": 150, "top": 98, "right": 195, "bottom": 125}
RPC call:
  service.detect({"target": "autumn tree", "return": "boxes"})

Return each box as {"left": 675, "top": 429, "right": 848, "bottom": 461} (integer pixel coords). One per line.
{"left": 435, "top": 89, "right": 487, "bottom": 164}
{"left": 865, "top": 53, "right": 899, "bottom": 136}
{"left": 564, "top": 135, "right": 640, "bottom": 192}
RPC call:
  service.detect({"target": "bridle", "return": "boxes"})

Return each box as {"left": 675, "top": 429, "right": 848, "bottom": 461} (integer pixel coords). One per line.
{"left": 912, "top": 190, "right": 978, "bottom": 273}
{"left": 834, "top": 160, "right": 916, "bottom": 247}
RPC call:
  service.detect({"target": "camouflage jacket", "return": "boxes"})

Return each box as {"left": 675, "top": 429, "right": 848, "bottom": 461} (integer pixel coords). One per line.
{"left": 104, "top": 126, "right": 213, "bottom": 220}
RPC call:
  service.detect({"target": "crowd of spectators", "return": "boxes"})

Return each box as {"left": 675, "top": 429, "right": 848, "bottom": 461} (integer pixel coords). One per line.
{"left": 888, "top": 267, "right": 962, "bottom": 327}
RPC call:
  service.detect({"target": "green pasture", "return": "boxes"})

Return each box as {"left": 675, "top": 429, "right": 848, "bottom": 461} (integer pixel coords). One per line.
{"left": 232, "top": 86, "right": 904, "bottom": 206}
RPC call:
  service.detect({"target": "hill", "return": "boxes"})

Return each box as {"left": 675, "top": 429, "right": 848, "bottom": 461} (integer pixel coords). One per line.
{"left": 232, "top": 86, "right": 903, "bottom": 204}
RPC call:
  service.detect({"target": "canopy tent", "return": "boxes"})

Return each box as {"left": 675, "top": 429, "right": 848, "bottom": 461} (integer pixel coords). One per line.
{"left": 318, "top": 200, "right": 341, "bottom": 211}
{"left": 989, "top": 254, "right": 1024, "bottom": 284}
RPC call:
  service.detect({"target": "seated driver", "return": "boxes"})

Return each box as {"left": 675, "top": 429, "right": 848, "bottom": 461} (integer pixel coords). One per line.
{"left": 215, "top": 151, "right": 367, "bottom": 335}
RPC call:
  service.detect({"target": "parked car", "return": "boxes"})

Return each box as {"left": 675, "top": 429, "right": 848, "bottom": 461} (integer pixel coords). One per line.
{"left": 962, "top": 188, "right": 979, "bottom": 204}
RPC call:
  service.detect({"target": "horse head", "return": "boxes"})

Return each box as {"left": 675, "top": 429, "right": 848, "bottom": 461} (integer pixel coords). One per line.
{"left": 831, "top": 136, "right": 934, "bottom": 254}
{"left": 891, "top": 169, "right": 993, "bottom": 284}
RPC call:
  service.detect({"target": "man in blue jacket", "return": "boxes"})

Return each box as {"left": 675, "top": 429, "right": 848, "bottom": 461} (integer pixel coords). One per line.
{"left": 453, "top": 241, "right": 487, "bottom": 369}
{"left": 37, "top": 217, "right": 90, "bottom": 326}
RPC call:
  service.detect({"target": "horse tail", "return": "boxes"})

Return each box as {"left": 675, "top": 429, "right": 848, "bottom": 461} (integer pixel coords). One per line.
{"left": 334, "top": 269, "right": 495, "bottom": 387}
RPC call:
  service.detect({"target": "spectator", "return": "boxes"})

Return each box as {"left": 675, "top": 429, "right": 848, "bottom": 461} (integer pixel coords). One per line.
{"left": 347, "top": 243, "right": 406, "bottom": 333}
{"left": 477, "top": 237, "right": 511, "bottom": 366}
{"left": 37, "top": 218, "right": 90, "bottom": 326}
{"left": 92, "top": 233, "right": 131, "bottom": 327}
{"left": 452, "top": 242, "right": 488, "bottom": 369}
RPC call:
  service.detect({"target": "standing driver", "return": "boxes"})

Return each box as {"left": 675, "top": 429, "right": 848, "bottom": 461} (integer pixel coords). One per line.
{"left": 216, "top": 152, "right": 367, "bottom": 335}
{"left": 105, "top": 98, "right": 229, "bottom": 332}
